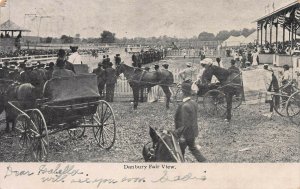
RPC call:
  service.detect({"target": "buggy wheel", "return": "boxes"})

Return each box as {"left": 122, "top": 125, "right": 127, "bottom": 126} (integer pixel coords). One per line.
{"left": 286, "top": 91, "right": 300, "bottom": 126}
{"left": 67, "top": 127, "right": 85, "bottom": 139}
{"left": 14, "top": 114, "right": 32, "bottom": 149}
{"left": 272, "top": 93, "right": 289, "bottom": 117}
{"left": 203, "top": 90, "right": 226, "bottom": 117}
{"left": 92, "top": 100, "right": 116, "bottom": 149}
{"left": 232, "top": 90, "right": 243, "bottom": 109}
{"left": 27, "top": 109, "right": 49, "bottom": 162}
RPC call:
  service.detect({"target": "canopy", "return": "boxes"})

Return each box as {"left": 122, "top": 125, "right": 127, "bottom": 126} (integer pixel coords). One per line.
{"left": 0, "top": 20, "right": 30, "bottom": 32}
{"left": 222, "top": 35, "right": 246, "bottom": 47}
{"left": 242, "top": 32, "right": 257, "bottom": 44}
{"left": 44, "top": 74, "right": 100, "bottom": 103}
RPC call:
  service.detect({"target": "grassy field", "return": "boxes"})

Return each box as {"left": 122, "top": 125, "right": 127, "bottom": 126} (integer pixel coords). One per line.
{"left": 0, "top": 56, "right": 299, "bottom": 162}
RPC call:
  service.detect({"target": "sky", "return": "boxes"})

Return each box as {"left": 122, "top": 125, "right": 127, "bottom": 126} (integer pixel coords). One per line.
{"left": 0, "top": 0, "right": 295, "bottom": 38}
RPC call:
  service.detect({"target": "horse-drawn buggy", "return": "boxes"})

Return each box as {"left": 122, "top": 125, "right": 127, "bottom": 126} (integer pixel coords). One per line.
{"left": 173, "top": 65, "right": 244, "bottom": 120}
{"left": 1, "top": 74, "right": 116, "bottom": 161}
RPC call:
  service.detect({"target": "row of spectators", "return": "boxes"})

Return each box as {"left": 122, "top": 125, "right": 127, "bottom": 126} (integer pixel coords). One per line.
{"left": 256, "top": 41, "right": 300, "bottom": 55}
{"left": 131, "top": 50, "right": 164, "bottom": 67}
{"left": 0, "top": 47, "right": 109, "bottom": 58}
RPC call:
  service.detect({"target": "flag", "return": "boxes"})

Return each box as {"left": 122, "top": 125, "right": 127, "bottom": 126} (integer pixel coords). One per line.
{"left": 295, "top": 8, "right": 300, "bottom": 21}
{"left": 0, "top": 0, "right": 7, "bottom": 7}
{"left": 257, "top": 23, "right": 261, "bottom": 30}
{"left": 278, "top": 15, "right": 285, "bottom": 25}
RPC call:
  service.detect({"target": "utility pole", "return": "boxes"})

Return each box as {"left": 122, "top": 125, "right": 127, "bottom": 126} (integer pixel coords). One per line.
{"left": 35, "top": 15, "right": 51, "bottom": 49}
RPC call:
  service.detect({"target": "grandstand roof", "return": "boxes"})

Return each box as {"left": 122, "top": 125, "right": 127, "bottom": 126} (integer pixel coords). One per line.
{"left": 254, "top": 0, "right": 299, "bottom": 23}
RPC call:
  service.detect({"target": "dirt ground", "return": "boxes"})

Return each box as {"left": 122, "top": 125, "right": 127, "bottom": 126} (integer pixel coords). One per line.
{"left": 0, "top": 56, "right": 299, "bottom": 162}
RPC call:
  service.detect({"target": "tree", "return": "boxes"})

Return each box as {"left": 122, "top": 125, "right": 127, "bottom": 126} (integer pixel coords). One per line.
{"left": 60, "top": 35, "right": 74, "bottom": 44}
{"left": 100, "top": 30, "right": 115, "bottom": 43}
{"left": 215, "top": 30, "right": 231, "bottom": 41}
{"left": 198, "top": 32, "right": 215, "bottom": 41}
{"left": 45, "top": 37, "right": 53, "bottom": 43}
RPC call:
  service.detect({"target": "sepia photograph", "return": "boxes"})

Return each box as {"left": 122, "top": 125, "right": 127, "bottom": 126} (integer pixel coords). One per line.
{"left": 0, "top": 0, "right": 299, "bottom": 188}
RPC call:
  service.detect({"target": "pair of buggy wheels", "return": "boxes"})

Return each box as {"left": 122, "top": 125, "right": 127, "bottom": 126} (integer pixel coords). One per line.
{"left": 13, "top": 101, "right": 116, "bottom": 162}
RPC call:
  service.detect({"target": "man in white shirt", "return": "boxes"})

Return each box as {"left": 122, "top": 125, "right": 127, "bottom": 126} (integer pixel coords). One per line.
{"left": 68, "top": 46, "right": 82, "bottom": 64}
{"left": 178, "top": 62, "right": 195, "bottom": 84}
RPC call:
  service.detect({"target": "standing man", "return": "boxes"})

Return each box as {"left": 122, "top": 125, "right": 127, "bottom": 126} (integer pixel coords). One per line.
{"left": 68, "top": 46, "right": 82, "bottom": 64}
{"left": 93, "top": 62, "right": 106, "bottom": 97}
{"left": 58, "top": 49, "right": 75, "bottom": 73}
{"left": 114, "top": 54, "right": 121, "bottom": 66}
{"left": 174, "top": 82, "right": 206, "bottom": 162}
{"left": 178, "top": 62, "right": 195, "bottom": 84}
{"left": 105, "top": 62, "right": 117, "bottom": 102}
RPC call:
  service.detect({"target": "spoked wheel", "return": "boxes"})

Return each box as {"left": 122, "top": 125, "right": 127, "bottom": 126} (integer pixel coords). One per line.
{"left": 203, "top": 90, "right": 226, "bottom": 116}
{"left": 286, "top": 91, "right": 300, "bottom": 126}
{"left": 272, "top": 93, "right": 289, "bottom": 117}
{"left": 27, "top": 109, "right": 49, "bottom": 162}
{"left": 232, "top": 89, "right": 243, "bottom": 109}
{"left": 14, "top": 114, "right": 32, "bottom": 149}
{"left": 92, "top": 100, "right": 116, "bottom": 149}
{"left": 13, "top": 113, "right": 33, "bottom": 161}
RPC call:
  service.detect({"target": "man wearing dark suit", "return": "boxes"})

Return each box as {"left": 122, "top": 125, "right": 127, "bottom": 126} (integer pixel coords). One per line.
{"left": 174, "top": 82, "right": 206, "bottom": 162}
{"left": 93, "top": 62, "right": 106, "bottom": 97}
{"left": 105, "top": 62, "right": 117, "bottom": 102}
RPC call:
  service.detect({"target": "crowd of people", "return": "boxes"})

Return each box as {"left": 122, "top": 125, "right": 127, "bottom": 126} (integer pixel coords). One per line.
{"left": 131, "top": 50, "right": 164, "bottom": 68}
{"left": 0, "top": 47, "right": 109, "bottom": 58}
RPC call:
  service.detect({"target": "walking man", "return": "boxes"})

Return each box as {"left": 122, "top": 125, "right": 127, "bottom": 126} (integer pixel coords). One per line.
{"left": 174, "top": 82, "right": 206, "bottom": 162}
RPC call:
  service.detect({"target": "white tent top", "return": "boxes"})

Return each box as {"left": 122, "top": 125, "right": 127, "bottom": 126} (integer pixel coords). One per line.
{"left": 242, "top": 32, "right": 257, "bottom": 44}
{"left": 222, "top": 35, "right": 246, "bottom": 47}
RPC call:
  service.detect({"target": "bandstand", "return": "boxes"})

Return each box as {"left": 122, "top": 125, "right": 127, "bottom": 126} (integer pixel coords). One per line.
{"left": 254, "top": 1, "right": 300, "bottom": 67}
{"left": 0, "top": 19, "right": 30, "bottom": 52}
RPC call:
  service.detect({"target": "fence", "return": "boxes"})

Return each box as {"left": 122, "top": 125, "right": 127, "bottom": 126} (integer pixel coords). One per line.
{"left": 166, "top": 49, "right": 221, "bottom": 58}
{"left": 113, "top": 68, "right": 200, "bottom": 102}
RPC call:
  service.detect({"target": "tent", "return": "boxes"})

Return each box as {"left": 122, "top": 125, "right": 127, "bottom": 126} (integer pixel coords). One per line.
{"left": 221, "top": 35, "right": 246, "bottom": 47}
{"left": 242, "top": 32, "right": 257, "bottom": 44}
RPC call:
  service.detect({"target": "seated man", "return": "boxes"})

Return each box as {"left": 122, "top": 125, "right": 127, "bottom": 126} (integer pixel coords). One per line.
{"left": 52, "top": 58, "right": 75, "bottom": 78}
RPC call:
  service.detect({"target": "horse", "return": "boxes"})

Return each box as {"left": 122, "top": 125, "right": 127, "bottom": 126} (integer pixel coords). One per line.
{"left": 116, "top": 63, "right": 174, "bottom": 109}
{"left": 142, "top": 127, "right": 184, "bottom": 162}
{"left": 0, "top": 81, "right": 36, "bottom": 132}
{"left": 201, "top": 65, "right": 242, "bottom": 121}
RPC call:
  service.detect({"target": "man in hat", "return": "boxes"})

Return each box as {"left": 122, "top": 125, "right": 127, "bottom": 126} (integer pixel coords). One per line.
{"left": 263, "top": 64, "right": 279, "bottom": 118}
{"left": 174, "top": 82, "right": 206, "bottom": 162}
{"left": 68, "top": 46, "right": 82, "bottom": 64}
{"left": 105, "top": 62, "right": 117, "bottom": 102}
{"left": 178, "top": 62, "right": 195, "bottom": 84}
{"left": 37, "top": 61, "right": 47, "bottom": 81}
{"left": 57, "top": 49, "right": 75, "bottom": 73}
{"left": 114, "top": 54, "right": 121, "bottom": 66}
{"left": 93, "top": 62, "right": 106, "bottom": 96}
{"left": 19, "top": 62, "right": 34, "bottom": 84}
{"left": 228, "top": 59, "right": 240, "bottom": 73}
{"left": 45, "top": 62, "right": 55, "bottom": 80}
{"left": 52, "top": 58, "right": 75, "bottom": 78}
